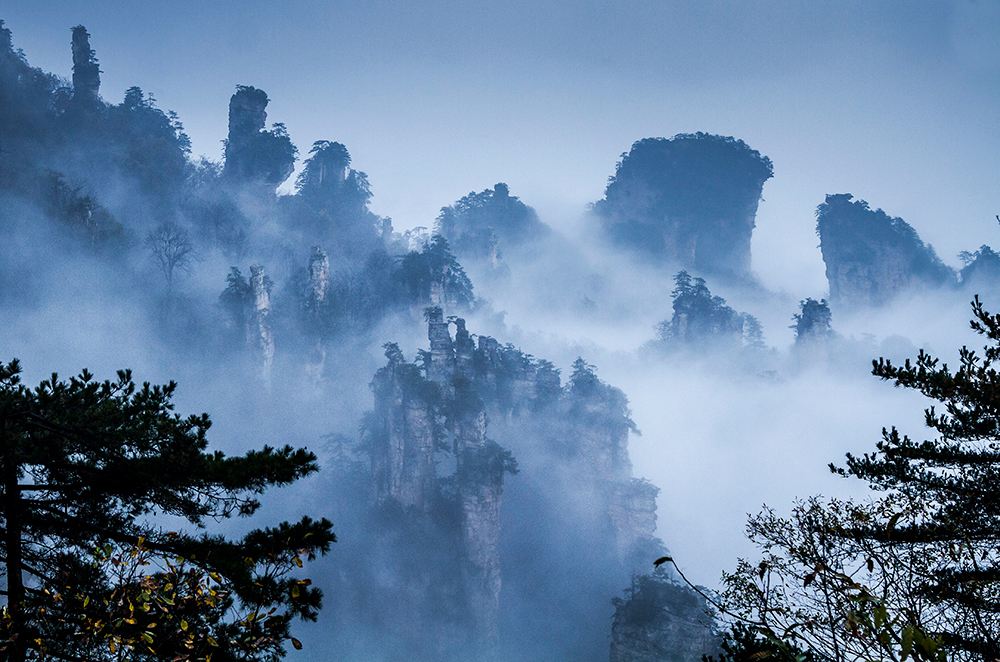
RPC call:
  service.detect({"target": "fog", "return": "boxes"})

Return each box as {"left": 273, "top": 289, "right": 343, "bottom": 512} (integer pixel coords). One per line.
{"left": 1, "top": 5, "right": 998, "bottom": 660}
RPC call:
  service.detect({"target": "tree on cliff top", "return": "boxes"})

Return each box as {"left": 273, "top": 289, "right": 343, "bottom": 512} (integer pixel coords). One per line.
{"left": 655, "top": 271, "right": 761, "bottom": 350}
{"left": 435, "top": 183, "right": 547, "bottom": 259}
{"left": 593, "top": 134, "right": 773, "bottom": 268}
{"left": 816, "top": 194, "right": 954, "bottom": 300}
{"left": 223, "top": 85, "right": 297, "bottom": 187}
{"left": 394, "top": 235, "right": 474, "bottom": 310}
{"left": 791, "top": 297, "right": 834, "bottom": 344}
{"left": 0, "top": 359, "right": 334, "bottom": 660}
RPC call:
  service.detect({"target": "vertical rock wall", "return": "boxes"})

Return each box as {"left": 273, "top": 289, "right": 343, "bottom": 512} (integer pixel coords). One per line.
{"left": 361, "top": 314, "right": 713, "bottom": 659}
{"left": 247, "top": 265, "right": 274, "bottom": 380}
{"left": 594, "top": 134, "right": 773, "bottom": 280}
{"left": 817, "top": 194, "right": 954, "bottom": 308}
{"left": 223, "top": 85, "right": 295, "bottom": 186}
{"left": 70, "top": 25, "right": 100, "bottom": 105}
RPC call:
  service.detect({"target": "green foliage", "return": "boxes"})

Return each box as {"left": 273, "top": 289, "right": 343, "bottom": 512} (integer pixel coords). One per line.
{"left": 435, "top": 183, "right": 545, "bottom": 258}
{"left": 40, "top": 172, "right": 125, "bottom": 248}
{"left": 958, "top": 244, "right": 1000, "bottom": 290}
{"left": 594, "top": 133, "right": 772, "bottom": 264}
{"left": 107, "top": 87, "right": 192, "bottom": 199}
{"left": 566, "top": 358, "right": 638, "bottom": 434}
{"left": 394, "top": 235, "right": 475, "bottom": 309}
{"left": 815, "top": 194, "right": 953, "bottom": 291}
{"left": 705, "top": 623, "right": 818, "bottom": 662}
{"left": 715, "top": 299, "right": 1000, "bottom": 660}
{"left": 827, "top": 296, "right": 1000, "bottom": 656}
{"left": 791, "top": 298, "right": 833, "bottom": 343}
{"left": 656, "top": 272, "right": 762, "bottom": 351}
{"left": 0, "top": 360, "right": 334, "bottom": 660}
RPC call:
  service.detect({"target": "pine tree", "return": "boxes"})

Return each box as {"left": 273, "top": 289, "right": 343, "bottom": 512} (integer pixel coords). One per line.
{"left": 829, "top": 296, "right": 1000, "bottom": 656}
{"left": 0, "top": 359, "right": 334, "bottom": 660}
{"left": 706, "top": 298, "right": 1000, "bottom": 660}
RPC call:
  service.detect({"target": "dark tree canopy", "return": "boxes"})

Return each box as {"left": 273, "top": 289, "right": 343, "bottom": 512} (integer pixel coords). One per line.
{"left": 394, "top": 235, "right": 475, "bottom": 310}
{"left": 655, "top": 271, "right": 762, "bottom": 351}
{"left": 829, "top": 297, "right": 1000, "bottom": 656}
{"left": 435, "top": 183, "right": 547, "bottom": 260}
{"left": 286, "top": 140, "right": 385, "bottom": 251}
{"left": 959, "top": 244, "right": 1000, "bottom": 292}
{"left": 0, "top": 360, "right": 334, "bottom": 660}
{"left": 792, "top": 297, "right": 834, "bottom": 344}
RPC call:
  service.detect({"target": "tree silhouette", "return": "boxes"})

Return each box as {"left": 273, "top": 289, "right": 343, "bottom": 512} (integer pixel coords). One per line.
{"left": 145, "top": 222, "right": 195, "bottom": 291}
{"left": 0, "top": 360, "right": 334, "bottom": 660}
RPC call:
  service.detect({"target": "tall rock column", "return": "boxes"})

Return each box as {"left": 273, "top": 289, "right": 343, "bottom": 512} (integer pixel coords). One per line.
{"left": 453, "top": 318, "right": 475, "bottom": 380}
{"left": 452, "top": 399, "right": 505, "bottom": 650}
{"left": 426, "top": 306, "right": 455, "bottom": 385}
{"left": 71, "top": 25, "right": 100, "bottom": 105}
{"left": 594, "top": 133, "right": 773, "bottom": 280}
{"left": 370, "top": 360, "right": 438, "bottom": 511}
{"left": 816, "top": 194, "right": 954, "bottom": 308}
{"left": 307, "top": 246, "right": 330, "bottom": 308}
{"left": 247, "top": 265, "right": 274, "bottom": 381}
{"left": 223, "top": 85, "right": 295, "bottom": 186}
{"left": 304, "top": 246, "right": 331, "bottom": 380}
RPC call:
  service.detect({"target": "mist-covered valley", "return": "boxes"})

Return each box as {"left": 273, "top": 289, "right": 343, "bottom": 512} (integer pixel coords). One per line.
{"left": 2, "top": 6, "right": 1000, "bottom": 661}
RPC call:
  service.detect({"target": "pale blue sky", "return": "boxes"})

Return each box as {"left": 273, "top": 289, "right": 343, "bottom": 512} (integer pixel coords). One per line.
{"left": 4, "top": 1, "right": 999, "bottom": 293}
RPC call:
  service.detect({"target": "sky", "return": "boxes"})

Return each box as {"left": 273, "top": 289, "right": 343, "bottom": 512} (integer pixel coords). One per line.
{"left": 5, "top": 0, "right": 999, "bottom": 295}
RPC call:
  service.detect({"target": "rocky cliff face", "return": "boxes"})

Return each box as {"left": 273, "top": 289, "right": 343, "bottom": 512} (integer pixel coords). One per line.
{"left": 365, "top": 313, "right": 517, "bottom": 656}
{"left": 435, "top": 183, "right": 547, "bottom": 268}
{"left": 594, "top": 134, "right": 773, "bottom": 280}
{"left": 370, "top": 348, "right": 439, "bottom": 511}
{"left": 247, "top": 265, "right": 275, "bottom": 380}
{"left": 306, "top": 246, "right": 330, "bottom": 312}
{"left": 654, "top": 271, "right": 763, "bottom": 354}
{"left": 223, "top": 85, "right": 296, "bottom": 186}
{"left": 70, "top": 25, "right": 100, "bottom": 105}
{"left": 817, "top": 194, "right": 954, "bottom": 308}
{"left": 354, "top": 311, "right": 713, "bottom": 659}
{"left": 792, "top": 298, "right": 834, "bottom": 345}
{"left": 959, "top": 245, "right": 1000, "bottom": 293}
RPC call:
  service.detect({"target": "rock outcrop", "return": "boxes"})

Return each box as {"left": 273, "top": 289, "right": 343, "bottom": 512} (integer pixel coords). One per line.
{"left": 436, "top": 183, "right": 547, "bottom": 267}
{"left": 222, "top": 85, "right": 296, "bottom": 186}
{"left": 792, "top": 298, "right": 834, "bottom": 345}
{"left": 219, "top": 265, "right": 276, "bottom": 380}
{"left": 247, "top": 265, "right": 275, "bottom": 379}
{"left": 594, "top": 134, "right": 773, "bottom": 280}
{"left": 370, "top": 347, "right": 439, "bottom": 511}
{"left": 817, "top": 194, "right": 954, "bottom": 308}
{"left": 306, "top": 246, "right": 330, "bottom": 312}
{"left": 356, "top": 311, "right": 712, "bottom": 658}
{"left": 70, "top": 25, "right": 100, "bottom": 105}
{"left": 366, "top": 314, "right": 517, "bottom": 655}
{"left": 654, "top": 271, "right": 763, "bottom": 352}
{"left": 959, "top": 245, "right": 1000, "bottom": 293}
